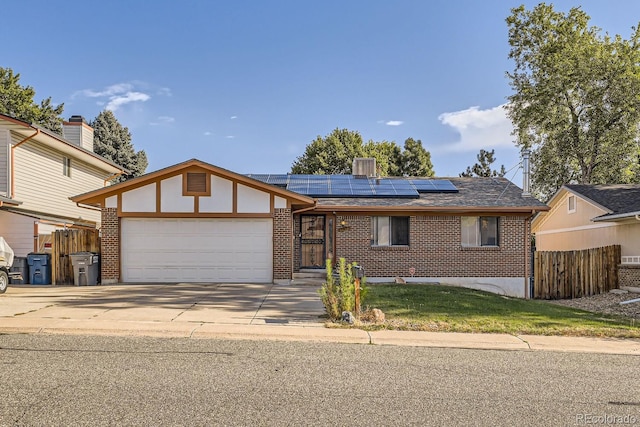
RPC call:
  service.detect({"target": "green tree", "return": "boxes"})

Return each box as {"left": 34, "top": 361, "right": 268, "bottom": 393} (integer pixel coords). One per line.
{"left": 460, "top": 149, "right": 506, "bottom": 177}
{"left": 400, "top": 138, "right": 434, "bottom": 177}
{"left": 291, "top": 128, "right": 364, "bottom": 174}
{"left": 362, "top": 140, "right": 402, "bottom": 176}
{"left": 292, "top": 129, "right": 433, "bottom": 177}
{"left": 0, "top": 67, "right": 64, "bottom": 133}
{"left": 90, "top": 110, "right": 148, "bottom": 181}
{"left": 505, "top": 4, "right": 640, "bottom": 198}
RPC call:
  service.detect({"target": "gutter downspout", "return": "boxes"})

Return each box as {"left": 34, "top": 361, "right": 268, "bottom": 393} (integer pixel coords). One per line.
{"left": 526, "top": 209, "right": 536, "bottom": 299}
{"left": 76, "top": 202, "right": 102, "bottom": 212}
{"left": 11, "top": 129, "right": 40, "bottom": 198}
{"left": 291, "top": 201, "right": 317, "bottom": 215}
{"left": 104, "top": 172, "right": 124, "bottom": 186}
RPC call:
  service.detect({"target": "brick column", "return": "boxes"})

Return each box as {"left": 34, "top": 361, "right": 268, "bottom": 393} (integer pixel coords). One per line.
{"left": 100, "top": 208, "right": 119, "bottom": 284}
{"left": 273, "top": 208, "right": 292, "bottom": 280}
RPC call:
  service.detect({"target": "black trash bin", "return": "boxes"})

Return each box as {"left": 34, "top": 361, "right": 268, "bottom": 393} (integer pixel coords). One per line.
{"left": 27, "top": 253, "right": 51, "bottom": 285}
{"left": 9, "top": 257, "right": 29, "bottom": 285}
{"left": 10, "top": 256, "right": 29, "bottom": 284}
{"left": 70, "top": 252, "right": 100, "bottom": 286}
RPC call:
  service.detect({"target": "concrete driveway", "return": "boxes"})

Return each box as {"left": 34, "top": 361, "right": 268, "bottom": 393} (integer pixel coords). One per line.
{"left": 0, "top": 283, "right": 326, "bottom": 326}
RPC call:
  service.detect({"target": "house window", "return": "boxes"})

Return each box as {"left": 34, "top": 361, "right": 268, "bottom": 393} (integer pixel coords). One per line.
{"left": 371, "top": 216, "right": 409, "bottom": 246}
{"left": 461, "top": 216, "right": 499, "bottom": 247}
{"left": 63, "top": 157, "right": 71, "bottom": 177}
{"left": 568, "top": 195, "right": 576, "bottom": 213}
{"left": 183, "top": 172, "right": 210, "bottom": 196}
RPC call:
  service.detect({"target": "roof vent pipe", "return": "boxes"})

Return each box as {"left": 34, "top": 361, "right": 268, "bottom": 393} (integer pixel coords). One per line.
{"left": 522, "top": 149, "right": 531, "bottom": 197}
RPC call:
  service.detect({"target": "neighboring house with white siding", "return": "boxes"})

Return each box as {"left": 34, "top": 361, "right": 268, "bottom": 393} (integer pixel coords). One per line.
{"left": 0, "top": 113, "right": 127, "bottom": 257}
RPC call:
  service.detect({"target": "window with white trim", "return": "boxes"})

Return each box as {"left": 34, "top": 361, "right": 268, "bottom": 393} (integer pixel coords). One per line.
{"left": 62, "top": 157, "right": 71, "bottom": 177}
{"left": 371, "top": 216, "right": 409, "bottom": 246}
{"left": 568, "top": 195, "right": 576, "bottom": 213}
{"left": 461, "top": 216, "right": 499, "bottom": 247}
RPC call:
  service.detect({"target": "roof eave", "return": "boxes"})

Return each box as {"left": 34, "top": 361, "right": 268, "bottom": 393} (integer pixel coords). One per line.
{"left": 592, "top": 211, "right": 640, "bottom": 222}
{"left": 313, "top": 204, "right": 549, "bottom": 214}
{"left": 559, "top": 185, "right": 613, "bottom": 214}
{"left": 71, "top": 159, "right": 315, "bottom": 206}
{"left": 1, "top": 114, "right": 129, "bottom": 174}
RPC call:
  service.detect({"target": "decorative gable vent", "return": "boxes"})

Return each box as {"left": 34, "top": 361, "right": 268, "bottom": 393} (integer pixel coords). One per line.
{"left": 352, "top": 158, "right": 377, "bottom": 178}
{"left": 181, "top": 169, "right": 211, "bottom": 196}
{"left": 187, "top": 173, "right": 207, "bottom": 193}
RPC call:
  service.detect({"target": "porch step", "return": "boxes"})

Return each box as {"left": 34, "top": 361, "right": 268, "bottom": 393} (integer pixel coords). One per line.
{"left": 290, "top": 278, "right": 325, "bottom": 286}
{"left": 293, "top": 271, "right": 326, "bottom": 279}
{"left": 292, "top": 270, "right": 325, "bottom": 286}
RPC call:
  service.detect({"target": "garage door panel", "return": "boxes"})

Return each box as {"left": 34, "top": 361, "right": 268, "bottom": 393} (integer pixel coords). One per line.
{"left": 121, "top": 218, "right": 273, "bottom": 283}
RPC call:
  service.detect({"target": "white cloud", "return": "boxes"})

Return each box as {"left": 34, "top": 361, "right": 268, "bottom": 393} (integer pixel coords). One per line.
{"left": 230, "top": 116, "right": 237, "bottom": 120}
{"left": 437, "top": 104, "right": 514, "bottom": 152}
{"left": 149, "top": 116, "right": 175, "bottom": 126}
{"left": 204, "top": 131, "right": 212, "bottom": 136}
{"left": 105, "top": 92, "right": 150, "bottom": 111}
{"left": 77, "top": 83, "right": 133, "bottom": 98}
{"left": 385, "top": 120, "right": 404, "bottom": 126}
{"left": 73, "top": 82, "right": 168, "bottom": 111}
{"left": 226, "top": 135, "right": 235, "bottom": 139}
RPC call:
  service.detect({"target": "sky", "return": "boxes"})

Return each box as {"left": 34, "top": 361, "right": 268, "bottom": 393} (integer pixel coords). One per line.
{"left": 3, "top": 1, "right": 640, "bottom": 188}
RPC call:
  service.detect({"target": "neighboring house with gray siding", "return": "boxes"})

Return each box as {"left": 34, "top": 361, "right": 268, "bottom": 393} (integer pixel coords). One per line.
{"left": 0, "top": 113, "right": 127, "bottom": 257}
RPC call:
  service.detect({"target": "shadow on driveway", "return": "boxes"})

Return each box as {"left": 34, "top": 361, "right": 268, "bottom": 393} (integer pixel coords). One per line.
{"left": 0, "top": 283, "right": 326, "bottom": 326}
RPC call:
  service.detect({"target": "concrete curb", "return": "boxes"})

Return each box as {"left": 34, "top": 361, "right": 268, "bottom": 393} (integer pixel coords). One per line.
{"left": 368, "top": 330, "right": 530, "bottom": 350}
{"left": 2, "top": 284, "right": 639, "bottom": 355}
{"left": 1, "top": 319, "right": 640, "bottom": 354}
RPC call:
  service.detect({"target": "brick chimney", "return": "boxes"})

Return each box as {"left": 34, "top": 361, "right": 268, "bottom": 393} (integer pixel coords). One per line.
{"left": 62, "top": 115, "right": 94, "bottom": 152}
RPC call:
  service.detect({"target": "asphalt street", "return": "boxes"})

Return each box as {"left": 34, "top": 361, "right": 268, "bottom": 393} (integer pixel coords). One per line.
{"left": 1, "top": 334, "right": 639, "bottom": 426}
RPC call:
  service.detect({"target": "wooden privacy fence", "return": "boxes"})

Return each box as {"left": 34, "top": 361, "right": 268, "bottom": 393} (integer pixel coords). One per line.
{"left": 51, "top": 229, "right": 100, "bottom": 285}
{"left": 533, "top": 245, "right": 621, "bottom": 299}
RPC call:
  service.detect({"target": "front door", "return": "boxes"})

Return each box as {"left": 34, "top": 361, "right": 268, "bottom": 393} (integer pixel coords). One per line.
{"left": 300, "top": 215, "right": 326, "bottom": 268}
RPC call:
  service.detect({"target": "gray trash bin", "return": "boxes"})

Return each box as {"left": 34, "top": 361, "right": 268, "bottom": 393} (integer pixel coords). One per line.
{"left": 70, "top": 252, "right": 100, "bottom": 286}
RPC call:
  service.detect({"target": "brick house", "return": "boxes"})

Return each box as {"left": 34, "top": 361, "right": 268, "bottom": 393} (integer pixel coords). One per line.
{"left": 72, "top": 158, "right": 548, "bottom": 298}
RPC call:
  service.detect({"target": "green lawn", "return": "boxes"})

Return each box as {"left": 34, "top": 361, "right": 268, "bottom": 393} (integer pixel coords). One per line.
{"left": 358, "top": 284, "right": 640, "bottom": 338}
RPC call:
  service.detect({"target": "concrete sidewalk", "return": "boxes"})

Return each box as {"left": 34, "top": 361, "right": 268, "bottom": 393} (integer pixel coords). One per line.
{"left": 1, "top": 283, "right": 639, "bottom": 355}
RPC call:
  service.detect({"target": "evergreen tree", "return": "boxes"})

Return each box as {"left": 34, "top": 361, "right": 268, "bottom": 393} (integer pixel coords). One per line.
{"left": 460, "top": 149, "right": 506, "bottom": 177}
{"left": 400, "top": 138, "right": 434, "bottom": 177}
{"left": 90, "top": 110, "right": 147, "bottom": 181}
{"left": 0, "top": 67, "right": 64, "bottom": 133}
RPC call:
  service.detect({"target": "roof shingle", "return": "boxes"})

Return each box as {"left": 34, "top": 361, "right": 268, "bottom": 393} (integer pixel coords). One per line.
{"left": 564, "top": 184, "right": 640, "bottom": 219}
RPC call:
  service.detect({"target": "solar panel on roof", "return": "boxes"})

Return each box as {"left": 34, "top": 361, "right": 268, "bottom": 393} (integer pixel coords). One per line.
{"left": 248, "top": 174, "right": 268, "bottom": 180}
{"left": 249, "top": 173, "right": 455, "bottom": 197}
{"left": 410, "top": 179, "right": 458, "bottom": 193}
{"left": 431, "top": 180, "right": 458, "bottom": 192}
{"left": 265, "top": 174, "right": 290, "bottom": 185}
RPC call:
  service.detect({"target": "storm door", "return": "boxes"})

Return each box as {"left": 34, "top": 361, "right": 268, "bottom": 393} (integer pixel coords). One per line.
{"left": 300, "top": 215, "right": 326, "bottom": 268}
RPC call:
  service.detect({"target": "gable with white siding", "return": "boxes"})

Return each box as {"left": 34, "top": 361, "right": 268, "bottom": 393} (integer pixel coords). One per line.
{"left": 11, "top": 132, "right": 111, "bottom": 225}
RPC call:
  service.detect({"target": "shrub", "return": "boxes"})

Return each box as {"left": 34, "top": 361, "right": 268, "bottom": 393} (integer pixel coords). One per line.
{"left": 318, "top": 257, "right": 367, "bottom": 321}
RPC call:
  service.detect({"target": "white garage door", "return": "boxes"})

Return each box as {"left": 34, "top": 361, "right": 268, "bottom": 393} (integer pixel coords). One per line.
{"left": 121, "top": 218, "right": 273, "bottom": 283}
